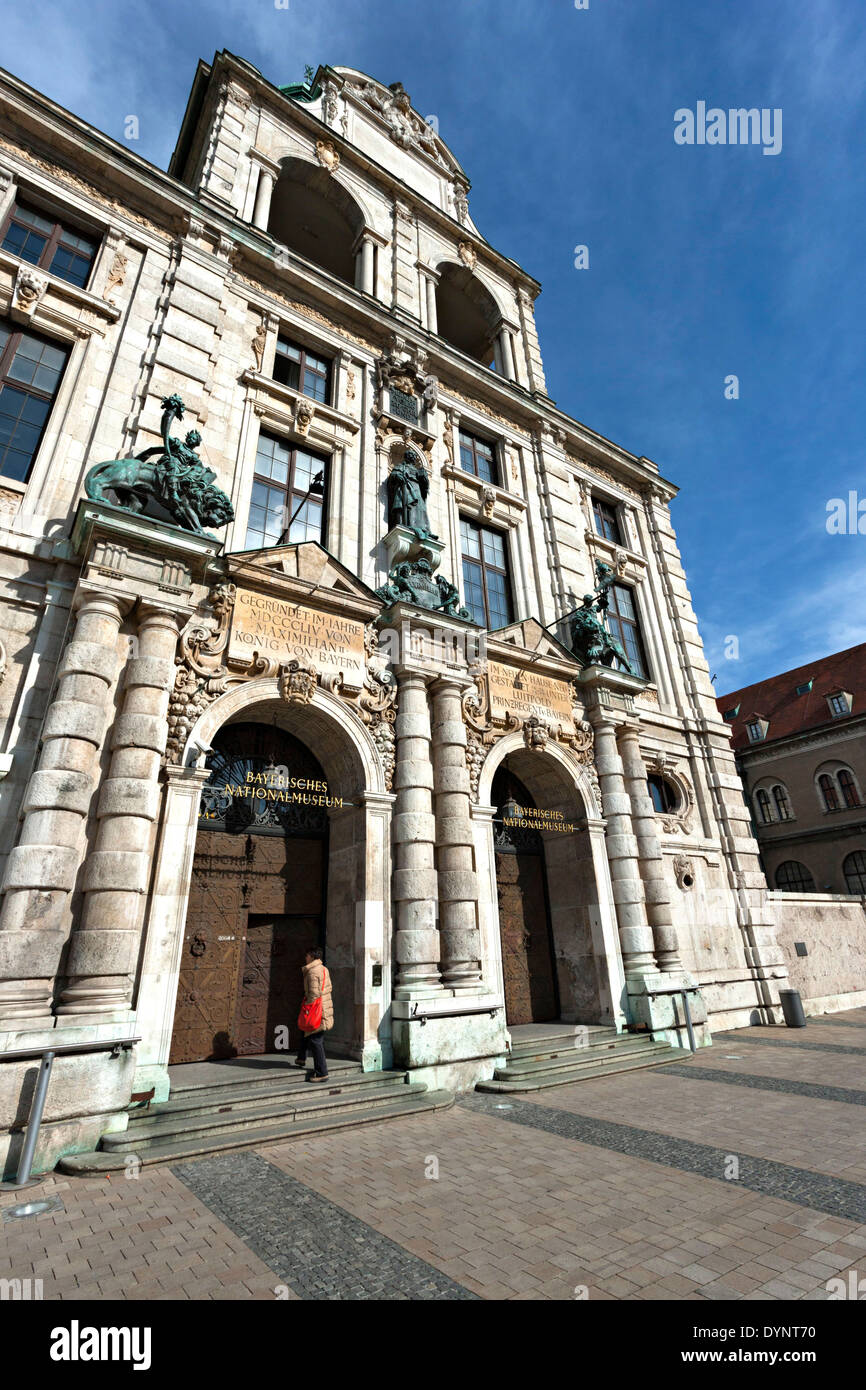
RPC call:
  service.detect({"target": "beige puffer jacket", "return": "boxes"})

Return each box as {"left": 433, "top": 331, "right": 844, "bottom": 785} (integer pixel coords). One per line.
{"left": 302, "top": 959, "right": 333, "bottom": 1032}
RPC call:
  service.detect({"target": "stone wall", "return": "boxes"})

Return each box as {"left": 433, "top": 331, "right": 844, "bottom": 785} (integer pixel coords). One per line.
{"left": 768, "top": 891, "right": 866, "bottom": 1014}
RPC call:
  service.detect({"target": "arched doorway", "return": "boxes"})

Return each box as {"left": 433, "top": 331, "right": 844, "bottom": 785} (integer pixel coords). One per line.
{"left": 492, "top": 764, "right": 559, "bottom": 1024}
{"left": 169, "top": 723, "right": 329, "bottom": 1064}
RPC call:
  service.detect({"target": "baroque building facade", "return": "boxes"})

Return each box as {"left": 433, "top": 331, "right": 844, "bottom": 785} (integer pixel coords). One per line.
{"left": 0, "top": 53, "right": 793, "bottom": 1171}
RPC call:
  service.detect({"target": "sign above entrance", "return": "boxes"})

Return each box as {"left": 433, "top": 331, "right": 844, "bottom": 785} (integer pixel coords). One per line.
{"left": 487, "top": 661, "right": 575, "bottom": 728}
{"left": 228, "top": 589, "right": 366, "bottom": 683}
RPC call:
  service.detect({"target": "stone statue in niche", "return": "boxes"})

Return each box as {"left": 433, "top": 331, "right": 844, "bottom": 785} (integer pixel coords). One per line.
{"left": 84, "top": 393, "right": 235, "bottom": 538}
{"left": 569, "top": 560, "right": 636, "bottom": 675}
{"left": 386, "top": 447, "right": 437, "bottom": 540}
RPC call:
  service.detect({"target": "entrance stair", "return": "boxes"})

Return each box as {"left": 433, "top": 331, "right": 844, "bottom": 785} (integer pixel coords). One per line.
{"left": 58, "top": 1056, "right": 453, "bottom": 1173}
{"left": 476, "top": 1023, "right": 688, "bottom": 1093}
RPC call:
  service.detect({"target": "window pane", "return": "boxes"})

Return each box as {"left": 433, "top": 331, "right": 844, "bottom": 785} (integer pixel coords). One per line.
{"left": 481, "top": 528, "right": 505, "bottom": 567}
{"left": 461, "top": 559, "right": 486, "bottom": 626}
{"left": 2, "top": 221, "right": 47, "bottom": 264}
{"left": 460, "top": 519, "right": 480, "bottom": 559}
{"left": 486, "top": 570, "right": 511, "bottom": 629}
{"left": 304, "top": 368, "right": 328, "bottom": 403}
{"left": 49, "top": 245, "right": 93, "bottom": 288}
{"left": 0, "top": 384, "right": 50, "bottom": 481}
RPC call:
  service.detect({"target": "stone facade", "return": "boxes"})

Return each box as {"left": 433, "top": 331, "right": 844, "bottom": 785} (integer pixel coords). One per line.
{"left": 0, "top": 55, "right": 797, "bottom": 1173}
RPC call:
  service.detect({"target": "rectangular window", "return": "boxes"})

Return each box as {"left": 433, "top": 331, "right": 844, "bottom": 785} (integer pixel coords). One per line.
{"left": 273, "top": 336, "right": 330, "bottom": 405}
{"left": 828, "top": 693, "right": 850, "bottom": 717}
{"left": 604, "top": 582, "right": 648, "bottom": 679}
{"left": 592, "top": 497, "right": 622, "bottom": 544}
{"left": 746, "top": 720, "right": 765, "bottom": 743}
{"left": 0, "top": 321, "right": 69, "bottom": 482}
{"left": 458, "top": 429, "right": 497, "bottom": 484}
{"left": 460, "top": 517, "right": 513, "bottom": 630}
{"left": 244, "top": 432, "right": 328, "bottom": 550}
{"left": 1, "top": 201, "right": 98, "bottom": 289}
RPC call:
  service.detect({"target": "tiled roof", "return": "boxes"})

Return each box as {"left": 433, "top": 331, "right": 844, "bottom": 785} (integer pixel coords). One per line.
{"left": 716, "top": 642, "right": 866, "bottom": 750}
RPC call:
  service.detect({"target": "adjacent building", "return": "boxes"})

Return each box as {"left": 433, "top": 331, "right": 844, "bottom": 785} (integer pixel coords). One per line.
{"left": 718, "top": 644, "right": 866, "bottom": 896}
{"left": 0, "top": 52, "right": 802, "bottom": 1173}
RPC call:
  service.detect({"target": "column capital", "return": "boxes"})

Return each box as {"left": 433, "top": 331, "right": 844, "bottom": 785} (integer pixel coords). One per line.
{"left": 72, "top": 588, "right": 131, "bottom": 622}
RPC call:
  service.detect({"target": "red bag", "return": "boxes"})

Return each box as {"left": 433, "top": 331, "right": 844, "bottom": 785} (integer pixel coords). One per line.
{"left": 298, "top": 966, "right": 327, "bottom": 1034}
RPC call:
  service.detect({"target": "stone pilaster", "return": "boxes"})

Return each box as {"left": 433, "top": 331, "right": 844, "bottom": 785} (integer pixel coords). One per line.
{"left": 0, "top": 592, "right": 127, "bottom": 1022}
{"left": 392, "top": 670, "right": 443, "bottom": 997}
{"left": 431, "top": 675, "right": 482, "bottom": 990}
{"left": 617, "top": 723, "right": 682, "bottom": 971}
{"left": 58, "top": 605, "right": 179, "bottom": 1015}
{"left": 590, "top": 717, "right": 657, "bottom": 987}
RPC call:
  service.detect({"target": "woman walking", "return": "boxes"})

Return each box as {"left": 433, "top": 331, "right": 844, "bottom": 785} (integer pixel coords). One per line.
{"left": 295, "top": 947, "right": 333, "bottom": 1081}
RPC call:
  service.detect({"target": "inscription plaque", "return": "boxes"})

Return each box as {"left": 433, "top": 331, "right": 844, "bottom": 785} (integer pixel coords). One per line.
{"left": 229, "top": 589, "right": 366, "bottom": 681}
{"left": 487, "top": 661, "right": 575, "bottom": 727}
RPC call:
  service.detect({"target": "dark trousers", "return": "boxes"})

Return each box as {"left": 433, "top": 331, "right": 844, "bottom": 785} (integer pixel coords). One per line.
{"left": 296, "top": 1030, "right": 328, "bottom": 1077}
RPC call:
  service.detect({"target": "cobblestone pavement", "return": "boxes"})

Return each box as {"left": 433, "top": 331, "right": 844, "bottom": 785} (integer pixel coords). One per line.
{"left": 2, "top": 1009, "right": 866, "bottom": 1301}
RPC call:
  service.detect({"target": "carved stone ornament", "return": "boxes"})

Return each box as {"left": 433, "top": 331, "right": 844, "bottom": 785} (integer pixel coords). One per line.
{"left": 295, "top": 400, "right": 314, "bottom": 436}
{"left": 0, "top": 637, "right": 6, "bottom": 687}
{"left": 523, "top": 717, "right": 548, "bottom": 750}
{"left": 458, "top": 241, "right": 477, "bottom": 271}
{"left": 252, "top": 319, "right": 267, "bottom": 370}
{"left": 482, "top": 486, "right": 496, "bottom": 519}
{"left": 12, "top": 265, "right": 48, "bottom": 319}
{"left": 356, "top": 80, "right": 444, "bottom": 165}
{"left": 674, "top": 855, "right": 696, "bottom": 891}
{"left": 165, "top": 582, "right": 236, "bottom": 764}
{"left": 104, "top": 247, "right": 128, "bottom": 304}
{"left": 315, "top": 139, "right": 340, "bottom": 173}
{"left": 278, "top": 660, "right": 318, "bottom": 705}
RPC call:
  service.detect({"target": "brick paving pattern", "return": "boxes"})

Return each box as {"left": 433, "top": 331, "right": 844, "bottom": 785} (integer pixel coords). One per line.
{"left": 3, "top": 1010, "right": 866, "bottom": 1300}
{"left": 172, "top": 1151, "right": 478, "bottom": 1301}
{"left": 661, "top": 1064, "right": 866, "bottom": 1107}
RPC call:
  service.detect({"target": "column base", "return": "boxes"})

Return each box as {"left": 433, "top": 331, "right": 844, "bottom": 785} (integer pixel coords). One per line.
{"left": 391, "top": 993, "right": 507, "bottom": 1077}
{"left": 626, "top": 970, "right": 710, "bottom": 1047}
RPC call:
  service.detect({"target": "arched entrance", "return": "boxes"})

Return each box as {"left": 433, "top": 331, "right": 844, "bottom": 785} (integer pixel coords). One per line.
{"left": 492, "top": 764, "right": 558, "bottom": 1025}
{"left": 169, "top": 723, "right": 329, "bottom": 1063}
{"left": 476, "top": 736, "right": 624, "bottom": 1030}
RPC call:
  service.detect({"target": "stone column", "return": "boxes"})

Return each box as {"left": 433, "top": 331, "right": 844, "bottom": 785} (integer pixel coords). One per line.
{"left": 392, "top": 671, "right": 443, "bottom": 998}
{"left": 425, "top": 275, "right": 438, "bottom": 334}
{"left": 359, "top": 237, "right": 375, "bottom": 296}
{"left": 58, "top": 605, "right": 179, "bottom": 1015}
{"left": 591, "top": 718, "right": 657, "bottom": 986}
{"left": 251, "top": 165, "right": 276, "bottom": 231}
{"left": 498, "top": 327, "right": 516, "bottom": 382}
{"left": 431, "top": 676, "right": 483, "bottom": 990}
{"left": 617, "top": 723, "right": 682, "bottom": 971}
{"left": 0, "top": 592, "right": 126, "bottom": 1021}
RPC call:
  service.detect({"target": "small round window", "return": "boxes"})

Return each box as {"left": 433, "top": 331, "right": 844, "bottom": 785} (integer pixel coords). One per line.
{"left": 647, "top": 774, "right": 677, "bottom": 814}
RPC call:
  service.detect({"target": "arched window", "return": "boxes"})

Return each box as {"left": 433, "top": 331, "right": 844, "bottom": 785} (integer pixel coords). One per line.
{"left": 755, "top": 789, "right": 773, "bottom": 824}
{"left": 267, "top": 158, "right": 365, "bottom": 286}
{"left": 843, "top": 851, "right": 866, "bottom": 895}
{"left": 819, "top": 773, "right": 839, "bottom": 812}
{"left": 434, "top": 263, "right": 502, "bottom": 364}
{"left": 772, "top": 784, "right": 792, "bottom": 821}
{"left": 838, "top": 769, "right": 861, "bottom": 809}
{"left": 775, "top": 861, "right": 816, "bottom": 892}
{"left": 647, "top": 774, "right": 677, "bottom": 814}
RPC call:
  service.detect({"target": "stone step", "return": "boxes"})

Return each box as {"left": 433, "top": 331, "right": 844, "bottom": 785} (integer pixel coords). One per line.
{"left": 108, "top": 1077, "right": 431, "bottom": 1150}
{"left": 58, "top": 1089, "right": 455, "bottom": 1174}
{"left": 507, "top": 1027, "right": 642, "bottom": 1061}
{"left": 501, "top": 1037, "right": 674, "bottom": 1079}
{"left": 132, "top": 1066, "right": 405, "bottom": 1123}
{"left": 476, "top": 1044, "right": 687, "bottom": 1093}
{"left": 507, "top": 1025, "right": 616, "bottom": 1058}
{"left": 167, "top": 1057, "right": 361, "bottom": 1096}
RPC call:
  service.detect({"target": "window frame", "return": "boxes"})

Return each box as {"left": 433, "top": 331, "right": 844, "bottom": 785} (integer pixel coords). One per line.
{"left": 592, "top": 496, "right": 623, "bottom": 545}
{"left": 818, "top": 773, "right": 840, "bottom": 813}
{"left": 272, "top": 334, "right": 332, "bottom": 406}
{"left": 459, "top": 516, "right": 514, "bottom": 631}
{"left": 843, "top": 850, "right": 866, "bottom": 895}
{"left": 604, "top": 581, "right": 649, "bottom": 679}
{"left": 647, "top": 774, "right": 677, "bottom": 815}
{"left": 458, "top": 428, "right": 498, "bottom": 485}
{"left": 243, "top": 430, "right": 330, "bottom": 551}
{"left": 827, "top": 692, "right": 851, "bottom": 718}
{"left": 755, "top": 788, "right": 773, "bottom": 825}
{"left": 0, "top": 198, "right": 98, "bottom": 291}
{"left": 837, "top": 769, "right": 861, "bottom": 809}
{"left": 772, "top": 784, "right": 793, "bottom": 821}
{"left": 774, "top": 860, "right": 816, "bottom": 892}
{"left": 0, "top": 319, "right": 70, "bottom": 484}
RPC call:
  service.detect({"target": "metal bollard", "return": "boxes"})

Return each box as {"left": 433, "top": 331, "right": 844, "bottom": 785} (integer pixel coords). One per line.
{"left": 1, "top": 1050, "right": 55, "bottom": 1190}
{"left": 778, "top": 990, "right": 807, "bottom": 1028}
{"left": 680, "top": 991, "right": 697, "bottom": 1053}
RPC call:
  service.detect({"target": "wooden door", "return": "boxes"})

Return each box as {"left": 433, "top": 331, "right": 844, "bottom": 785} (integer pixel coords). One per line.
{"left": 170, "top": 834, "right": 246, "bottom": 1064}
{"left": 496, "top": 851, "right": 558, "bottom": 1026}
{"left": 235, "top": 914, "right": 321, "bottom": 1055}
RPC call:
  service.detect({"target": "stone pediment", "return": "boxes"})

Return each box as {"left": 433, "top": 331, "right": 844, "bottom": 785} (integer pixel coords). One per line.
{"left": 226, "top": 541, "right": 380, "bottom": 611}
{"left": 488, "top": 617, "right": 579, "bottom": 670}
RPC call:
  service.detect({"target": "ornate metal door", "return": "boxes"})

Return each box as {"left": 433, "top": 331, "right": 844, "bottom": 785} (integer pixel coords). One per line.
{"left": 170, "top": 724, "right": 328, "bottom": 1065}
{"left": 170, "top": 834, "right": 246, "bottom": 1065}
{"left": 493, "top": 765, "right": 559, "bottom": 1027}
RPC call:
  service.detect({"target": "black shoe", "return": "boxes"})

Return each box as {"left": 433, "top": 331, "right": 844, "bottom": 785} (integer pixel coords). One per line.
{"left": 293, "top": 1058, "right": 306, "bottom": 1068}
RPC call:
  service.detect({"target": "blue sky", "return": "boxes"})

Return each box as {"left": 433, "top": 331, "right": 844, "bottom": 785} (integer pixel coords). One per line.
{"left": 3, "top": 0, "right": 864, "bottom": 692}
